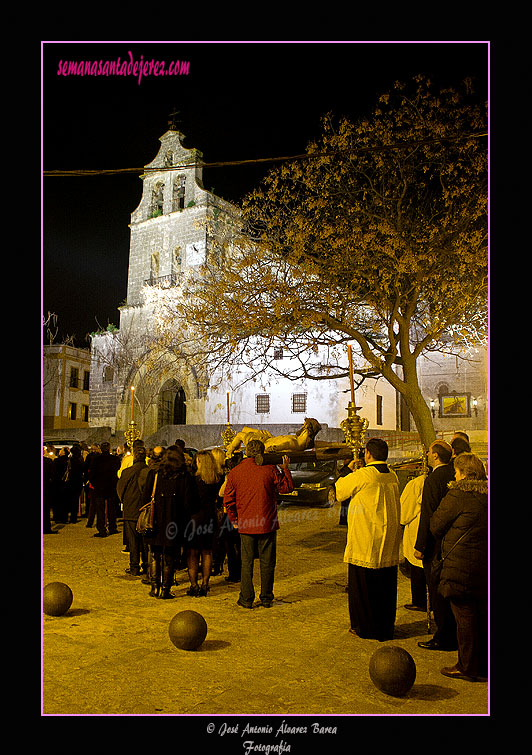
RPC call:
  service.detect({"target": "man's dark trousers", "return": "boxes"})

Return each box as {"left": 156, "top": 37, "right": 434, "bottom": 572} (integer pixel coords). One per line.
{"left": 239, "top": 532, "right": 277, "bottom": 607}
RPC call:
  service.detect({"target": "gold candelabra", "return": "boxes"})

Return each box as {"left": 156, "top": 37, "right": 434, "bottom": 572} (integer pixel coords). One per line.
{"left": 341, "top": 345, "right": 369, "bottom": 455}
{"left": 124, "top": 385, "right": 141, "bottom": 447}
{"left": 340, "top": 401, "right": 369, "bottom": 455}
{"left": 124, "top": 421, "right": 141, "bottom": 447}
{"left": 221, "top": 391, "right": 237, "bottom": 448}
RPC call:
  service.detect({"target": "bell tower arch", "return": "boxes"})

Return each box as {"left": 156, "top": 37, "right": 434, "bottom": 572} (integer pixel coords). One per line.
{"left": 124, "top": 126, "right": 208, "bottom": 308}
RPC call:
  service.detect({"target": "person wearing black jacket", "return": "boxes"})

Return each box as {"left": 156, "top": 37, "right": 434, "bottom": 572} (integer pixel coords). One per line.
{"left": 142, "top": 446, "right": 195, "bottom": 599}
{"left": 117, "top": 447, "right": 149, "bottom": 576}
{"left": 414, "top": 440, "right": 457, "bottom": 651}
{"left": 62, "top": 444, "right": 85, "bottom": 524}
{"left": 88, "top": 442, "right": 121, "bottom": 537}
{"left": 430, "top": 453, "right": 488, "bottom": 681}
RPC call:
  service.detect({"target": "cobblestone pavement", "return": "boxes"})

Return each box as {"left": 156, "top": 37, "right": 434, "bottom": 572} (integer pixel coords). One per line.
{"left": 42, "top": 502, "right": 489, "bottom": 730}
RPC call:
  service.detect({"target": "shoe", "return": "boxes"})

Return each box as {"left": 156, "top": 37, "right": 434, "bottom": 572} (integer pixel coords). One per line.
{"left": 418, "top": 638, "right": 457, "bottom": 651}
{"left": 404, "top": 604, "right": 426, "bottom": 612}
{"left": 187, "top": 585, "right": 201, "bottom": 597}
{"left": 441, "top": 666, "right": 478, "bottom": 682}
{"left": 256, "top": 601, "right": 272, "bottom": 608}
{"left": 158, "top": 587, "right": 175, "bottom": 599}
{"left": 125, "top": 568, "right": 141, "bottom": 576}
{"left": 149, "top": 583, "right": 160, "bottom": 598}
{"left": 198, "top": 585, "right": 210, "bottom": 597}
{"left": 236, "top": 599, "right": 253, "bottom": 609}
{"left": 93, "top": 532, "right": 107, "bottom": 538}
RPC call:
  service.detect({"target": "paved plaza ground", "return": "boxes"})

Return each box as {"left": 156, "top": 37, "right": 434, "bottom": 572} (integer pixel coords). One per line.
{"left": 42, "top": 501, "right": 489, "bottom": 730}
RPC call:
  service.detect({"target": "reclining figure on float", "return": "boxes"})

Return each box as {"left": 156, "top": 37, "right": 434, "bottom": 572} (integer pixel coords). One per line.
{"left": 225, "top": 417, "right": 322, "bottom": 457}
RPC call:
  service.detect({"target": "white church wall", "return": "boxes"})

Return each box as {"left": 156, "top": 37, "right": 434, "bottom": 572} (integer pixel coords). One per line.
{"left": 204, "top": 353, "right": 398, "bottom": 434}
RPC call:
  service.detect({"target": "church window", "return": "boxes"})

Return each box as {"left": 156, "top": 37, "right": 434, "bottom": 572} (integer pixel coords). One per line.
{"left": 103, "top": 366, "right": 114, "bottom": 383}
{"left": 69, "top": 367, "right": 79, "bottom": 388}
{"left": 256, "top": 394, "right": 270, "bottom": 414}
{"left": 173, "top": 175, "right": 186, "bottom": 210}
{"left": 376, "top": 394, "right": 383, "bottom": 425}
{"left": 292, "top": 393, "right": 307, "bottom": 413}
{"left": 151, "top": 252, "right": 160, "bottom": 281}
{"left": 151, "top": 183, "right": 164, "bottom": 217}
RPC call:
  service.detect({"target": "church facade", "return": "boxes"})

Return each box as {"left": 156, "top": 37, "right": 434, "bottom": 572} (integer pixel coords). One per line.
{"left": 88, "top": 128, "right": 487, "bottom": 446}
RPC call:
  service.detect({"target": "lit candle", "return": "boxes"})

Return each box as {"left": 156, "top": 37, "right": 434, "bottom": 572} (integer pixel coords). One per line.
{"left": 347, "top": 345, "right": 355, "bottom": 404}
{"left": 227, "top": 392, "right": 230, "bottom": 424}
{"left": 131, "top": 386, "right": 135, "bottom": 422}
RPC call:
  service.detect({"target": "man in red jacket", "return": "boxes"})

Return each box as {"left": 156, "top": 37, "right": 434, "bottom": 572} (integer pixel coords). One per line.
{"left": 223, "top": 439, "right": 293, "bottom": 608}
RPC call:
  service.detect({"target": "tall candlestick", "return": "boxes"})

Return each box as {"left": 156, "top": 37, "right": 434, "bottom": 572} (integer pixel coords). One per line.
{"left": 347, "top": 345, "right": 355, "bottom": 404}
{"left": 226, "top": 392, "right": 230, "bottom": 424}
{"left": 131, "top": 386, "right": 135, "bottom": 423}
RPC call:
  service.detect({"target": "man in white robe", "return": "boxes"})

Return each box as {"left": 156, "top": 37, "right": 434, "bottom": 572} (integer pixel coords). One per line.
{"left": 335, "top": 438, "right": 401, "bottom": 641}
{"left": 400, "top": 474, "right": 427, "bottom": 611}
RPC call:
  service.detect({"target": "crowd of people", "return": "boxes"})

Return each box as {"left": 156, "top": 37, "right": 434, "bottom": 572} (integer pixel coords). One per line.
{"left": 43, "top": 429, "right": 488, "bottom": 683}
{"left": 335, "top": 431, "right": 488, "bottom": 683}
{"left": 42, "top": 437, "right": 290, "bottom": 607}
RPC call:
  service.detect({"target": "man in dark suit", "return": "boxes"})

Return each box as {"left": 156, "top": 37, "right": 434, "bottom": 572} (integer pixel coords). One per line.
{"left": 414, "top": 440, "right": 457, "bottom": 651}
{"left": 88, "top": 442, "right": 121, "bottom": 537}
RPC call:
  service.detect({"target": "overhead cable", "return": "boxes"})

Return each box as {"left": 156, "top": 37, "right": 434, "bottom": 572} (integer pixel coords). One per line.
{"left": 43, "top": 130, "right": 487, "bottom": 177}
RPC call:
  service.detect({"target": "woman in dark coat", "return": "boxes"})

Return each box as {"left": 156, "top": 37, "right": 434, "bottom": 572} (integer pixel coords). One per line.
{"left": 116, "top": 446, "right": 149, "bottom": 576}
{"left": 184, "top": 450, "right": 222, "bottom": 596}
{"left": 430, "top": 452, "right": 488, "bottom": 682}
{"left": 142, "top": 446, "right": 194, "bottom": 599}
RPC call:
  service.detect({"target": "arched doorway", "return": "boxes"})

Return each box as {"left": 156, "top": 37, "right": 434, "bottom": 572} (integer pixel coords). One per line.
{"left": 158, "top": 380, "right": 186, "bottom": 428}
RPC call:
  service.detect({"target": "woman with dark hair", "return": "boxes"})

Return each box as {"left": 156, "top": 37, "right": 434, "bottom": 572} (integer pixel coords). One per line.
{"left": 430, "top": 453, "right": 488, "bottom": 682}
{"left": 142, "top": 446, "right": 194, "bottom": 599}
{"left": 184, "top": 450, "right": 223, "bottom": 596}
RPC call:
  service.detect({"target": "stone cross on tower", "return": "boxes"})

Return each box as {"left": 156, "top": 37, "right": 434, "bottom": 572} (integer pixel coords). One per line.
{"left": 167, "top": 108, "right": 182, "bottom": 132}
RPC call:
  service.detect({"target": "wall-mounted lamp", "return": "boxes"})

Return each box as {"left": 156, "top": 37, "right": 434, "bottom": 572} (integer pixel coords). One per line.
{"left": 430, "top": 399, "right": 436, "bottom": 418}
{"left": 472, "top": 398, "right": 478, "bottom": 417}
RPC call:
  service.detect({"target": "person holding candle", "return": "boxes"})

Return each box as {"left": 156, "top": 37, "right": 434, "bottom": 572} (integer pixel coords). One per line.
{"left": 335, "top": 438, "right": 402, "bottom": 641}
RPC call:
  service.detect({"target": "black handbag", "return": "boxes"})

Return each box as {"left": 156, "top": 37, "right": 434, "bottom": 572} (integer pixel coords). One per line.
{"left": 432, "top": 517, "right": 478, "bottom": 582}
{"left": 136, "top": 473, "right": 158, "bottom": 537}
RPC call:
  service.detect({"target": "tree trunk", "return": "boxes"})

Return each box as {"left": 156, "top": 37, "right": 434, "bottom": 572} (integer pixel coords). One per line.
{"left": 395, "top": 340, "right": 437, "bottom": 452}
{"left": 402, "top": 383, "right": 436, "bottom": 451}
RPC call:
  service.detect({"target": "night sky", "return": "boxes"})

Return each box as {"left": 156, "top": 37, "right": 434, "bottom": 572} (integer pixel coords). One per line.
{"left": 42, "top": 41, "right": 489, "bottom": 346}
